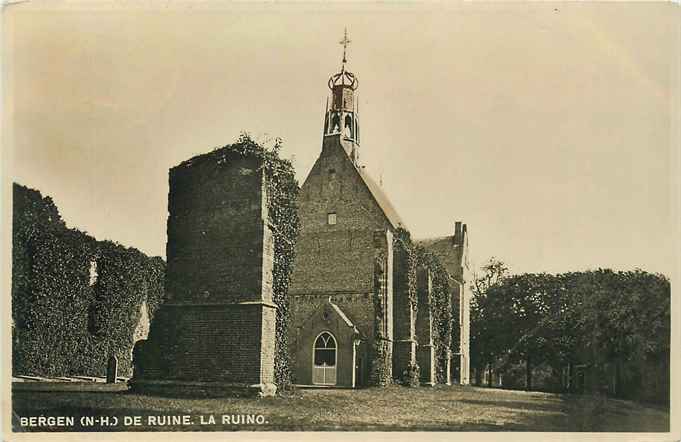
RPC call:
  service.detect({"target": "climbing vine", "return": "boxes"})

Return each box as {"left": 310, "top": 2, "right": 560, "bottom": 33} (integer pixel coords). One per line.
{"left": 199, "top": 133, "right": 300, "bottom": 390}
{"left": 414, "top": 245, "right": 454, "bottom": 385}
{"left": 392, "top": 227, "right": 454, "bottom": 385}
{"left": 369, "top": 248, "right": 392, "bottom": 386}
{"left": 12, "top": 183, "right": 166, "bottom": 378}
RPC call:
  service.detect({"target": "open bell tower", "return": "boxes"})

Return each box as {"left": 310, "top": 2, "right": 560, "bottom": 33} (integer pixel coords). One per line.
{"left": 322, "top": 28, "right": 361, "bottom": 165}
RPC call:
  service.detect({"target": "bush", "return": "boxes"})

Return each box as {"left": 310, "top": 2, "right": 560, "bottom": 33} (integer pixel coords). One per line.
{"left": 401, "top": 363, "right": 420, "bottom": 387}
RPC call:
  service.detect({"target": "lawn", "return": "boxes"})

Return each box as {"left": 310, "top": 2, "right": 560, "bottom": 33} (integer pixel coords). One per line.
{"left": 11, "top": 384, "right": 669, "bottom": 432}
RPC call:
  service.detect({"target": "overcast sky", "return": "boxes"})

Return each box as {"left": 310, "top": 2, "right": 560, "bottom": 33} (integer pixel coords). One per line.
{"left": 4, "top": 1, "right": 678, "bottom": 277}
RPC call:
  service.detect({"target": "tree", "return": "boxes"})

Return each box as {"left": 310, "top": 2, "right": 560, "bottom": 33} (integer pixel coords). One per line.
{"left": 469, "top": 257, "right": 509, "bottom": 386}
{"left": 470, "top": 265, "right": 670, "bottom": 399}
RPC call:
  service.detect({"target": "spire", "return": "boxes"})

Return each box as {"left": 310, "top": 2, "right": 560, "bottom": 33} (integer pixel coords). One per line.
{"left": 340, "top": 27, "right": 351, "bottom": 69}
{"left": 322, "top": 29, "right": 361, "bottom": 164}
{"left": 328, "top": 28, "right": 358, "bottom": 91}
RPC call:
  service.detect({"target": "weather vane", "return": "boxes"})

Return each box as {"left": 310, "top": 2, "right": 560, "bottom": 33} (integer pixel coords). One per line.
{"left": 340, "top": 28, "right": 351, "bottom": 66}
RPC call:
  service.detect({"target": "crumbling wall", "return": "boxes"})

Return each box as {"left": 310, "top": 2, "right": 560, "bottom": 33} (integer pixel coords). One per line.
{"left": 11, "top": 183, "right": 165, "bottom": 378}
{"left": 132, "top": 135, "right": 299, "bottom": 396}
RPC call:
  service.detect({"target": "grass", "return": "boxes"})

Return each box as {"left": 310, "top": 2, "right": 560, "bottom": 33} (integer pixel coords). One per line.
{"left": 11, "top": 384, "right": 669, "bottom": 432}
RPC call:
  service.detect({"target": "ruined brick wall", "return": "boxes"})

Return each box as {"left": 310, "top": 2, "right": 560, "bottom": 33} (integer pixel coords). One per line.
{"left": 165, "top": 155, "right": 272, "bottom": 305}
{"left": 12, "top": 183, "right": 165, "bottom": 378}
{"left": 133, "top": 150, "right": 277, "bottom": 395}
{"left": 138, "top": 305, "right": 270, "bottom": 383}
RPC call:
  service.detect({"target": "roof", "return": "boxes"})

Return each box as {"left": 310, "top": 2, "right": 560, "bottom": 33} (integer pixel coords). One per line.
{"left": 416, "top": 235, "right": 451, "bottom": 248}
{"left": 415, "top": 235, "right": 464, "bottom": 280}
{"left": 356, "top": 164, "right": 407, "bottom": 230}
{"left": 329, "top": 301, "right": 355, "bottom": 329}
{"left": 313, "top": 134, "right": 407, "bottom": 231}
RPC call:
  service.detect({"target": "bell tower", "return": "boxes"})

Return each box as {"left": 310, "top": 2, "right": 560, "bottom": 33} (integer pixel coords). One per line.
{"left": 322, "top": 28, "right": 361, "bottom": 165}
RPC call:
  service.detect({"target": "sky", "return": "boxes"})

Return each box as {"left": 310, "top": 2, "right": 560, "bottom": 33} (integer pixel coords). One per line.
{"left": 3, "top": 1, "right": 678, "bottom": 277}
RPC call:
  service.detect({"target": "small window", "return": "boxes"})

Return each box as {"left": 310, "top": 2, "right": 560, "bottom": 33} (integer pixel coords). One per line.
{"left": 327, "top": 212, "right": 337, "bottom": 225}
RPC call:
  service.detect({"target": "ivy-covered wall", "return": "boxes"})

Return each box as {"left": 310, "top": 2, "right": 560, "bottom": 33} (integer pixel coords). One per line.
{"left": 130, "top": 134, "right": 300, "bottom": 395}
{"left": 392, "top": 227, "right": 455, "bottom": 385}
{"left": 414, "top": 246, "right": 453, "bottom": 385}
{"left": 12, "top": 183, "right": 165, "bottom": 377}
{"left": 260, "top": 136, "right": 301, "bottom": 389}
{"left": 392, "top": 228, "right": 419, "bottom": 385}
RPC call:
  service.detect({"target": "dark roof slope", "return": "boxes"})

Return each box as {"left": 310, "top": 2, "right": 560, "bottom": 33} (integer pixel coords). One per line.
{"left": 356, "top": 166, "right": 406, "bottom": 230}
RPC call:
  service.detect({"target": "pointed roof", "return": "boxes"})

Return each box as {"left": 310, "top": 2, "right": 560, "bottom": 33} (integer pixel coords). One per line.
{"left": 299, "top": 298, "right": 360, "bottom": 336}
{"left": 356, "top": 165, "right": 406, "bottom": 230}
{"left": 329, "top": 300, "right": 356, "bottom": 330}
{"left": 315, "top": 134, "right": 407, "bottom": 231}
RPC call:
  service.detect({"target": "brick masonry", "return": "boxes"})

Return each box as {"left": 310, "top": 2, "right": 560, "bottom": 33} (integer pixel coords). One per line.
{"left": 289, "top": 134, "right": 396, "bottom": 386}
{"left": 416, "top": 268, "right": 435, "bottom": 386}
{"left": 290, "top": 130, "right": 471, "bottom": 387}
{"left": 130, "top": 152, "right": 277, "bottom": 397}
{"left": 416, "top": 222, "right": 472, "bottom": 385}
{"left": 289, "top": 68, "right": 471, "bottom": 388}
{"left": 392, "top": 243, "right": 417, "bottom": 381}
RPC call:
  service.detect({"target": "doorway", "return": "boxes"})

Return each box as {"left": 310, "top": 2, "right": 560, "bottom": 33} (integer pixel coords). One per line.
{"left": 312, "top": 332, "right": 337, "bottom": 385}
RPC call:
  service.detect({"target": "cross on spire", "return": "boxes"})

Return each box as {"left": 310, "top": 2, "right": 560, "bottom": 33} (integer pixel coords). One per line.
{"left": 340, "top": 28, "right": 351, "bottom": 66}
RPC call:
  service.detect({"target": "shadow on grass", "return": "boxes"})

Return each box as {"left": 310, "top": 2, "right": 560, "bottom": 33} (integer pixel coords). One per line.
{"left": 11, "top": 387, "right": 671, "bottom": 432}
{"left": 453, "top": 398, "right": 564, "bottom": 413}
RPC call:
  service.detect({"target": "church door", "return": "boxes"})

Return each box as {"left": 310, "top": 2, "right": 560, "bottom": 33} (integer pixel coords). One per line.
{"left": 312, "top": 332, "right": 337, "bottom": 385}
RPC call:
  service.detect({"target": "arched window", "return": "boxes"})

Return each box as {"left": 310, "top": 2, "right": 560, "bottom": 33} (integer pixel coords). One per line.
{"left": 344, "top": 114, "right": 354, "bottom": 138}
{"left": 314, "top": 332, "right": 337, "bottom": 366}
{"left": 331, "top": 113, "right": 341, "bottom": 133}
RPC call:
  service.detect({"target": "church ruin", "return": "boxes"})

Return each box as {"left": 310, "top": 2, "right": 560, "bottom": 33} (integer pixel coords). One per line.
{"left": 130, "top": 152, "right": 278, "bottom": 396}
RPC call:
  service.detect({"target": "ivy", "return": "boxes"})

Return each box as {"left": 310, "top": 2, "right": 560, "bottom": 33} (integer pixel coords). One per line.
{"left": 199, "top": 133, "right": 300, "bottom": 390}
{"left": 12, "top": 183, "right": 165, "bottom": 377}
{"left": 393, "top": 227, "right": 454, "bottom": 385}
{"left": 414, "top": 245, "right": 454, "bottom": 385}
{"left": 369, "top": 248, "right": 392, "bottom": 386}
{"left": 391, "top": 228, "right": 420, "bottom": 384}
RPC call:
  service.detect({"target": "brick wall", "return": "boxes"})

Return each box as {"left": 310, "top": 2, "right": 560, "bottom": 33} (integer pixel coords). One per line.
{"left": 289, "top": 135, "right": 394, "bottom": 386}
{"left": 166, "top": 155, "right": 272, "bottom": 305}
{"left": 139, "top": 305, "right": 270, "bottom": 383}
{"left": 290, "top": 294, "right": 374, "bottom": 348}
{"left": 290, "top": 136, "right": 392, "bottom": 296}
{"left": 132, "top": 150, "right": 277, "bottom": 395}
